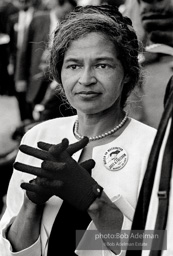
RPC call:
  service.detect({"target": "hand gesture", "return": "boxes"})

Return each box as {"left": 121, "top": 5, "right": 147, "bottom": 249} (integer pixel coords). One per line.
{"left": 14, "top": 137, "right": 103, "bottom": 211}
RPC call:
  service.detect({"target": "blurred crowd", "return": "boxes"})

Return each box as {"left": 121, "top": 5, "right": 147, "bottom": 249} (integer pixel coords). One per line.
{"left": 0, "top": 0, "right": 173, "bottom": 215}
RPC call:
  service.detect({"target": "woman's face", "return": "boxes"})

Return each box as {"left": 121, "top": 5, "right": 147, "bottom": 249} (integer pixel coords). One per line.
{"left": 61, "top": 32, "right": 126, "bottom": 115}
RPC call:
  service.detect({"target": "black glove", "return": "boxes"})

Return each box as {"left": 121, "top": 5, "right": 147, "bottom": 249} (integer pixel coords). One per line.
{"left": 14, "top": 138, "right": 69, "bottom": 205}
{"left": 14, "top": 137, "right": 103, "bottom": 211}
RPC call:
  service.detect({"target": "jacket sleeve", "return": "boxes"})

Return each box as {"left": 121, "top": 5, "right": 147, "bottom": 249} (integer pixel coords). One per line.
{"left": 0, "top": 132, "right": 42, "bottom": 256}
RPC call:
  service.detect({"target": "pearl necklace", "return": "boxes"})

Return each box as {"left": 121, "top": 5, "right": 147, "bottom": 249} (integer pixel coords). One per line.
{"left": 74, "top": 111, "right": 128, "bottom": 141}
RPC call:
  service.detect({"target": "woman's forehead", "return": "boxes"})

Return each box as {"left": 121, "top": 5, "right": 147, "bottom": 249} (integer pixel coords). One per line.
{"left": 64, "top": 32, "right": 117, "bottom": 56}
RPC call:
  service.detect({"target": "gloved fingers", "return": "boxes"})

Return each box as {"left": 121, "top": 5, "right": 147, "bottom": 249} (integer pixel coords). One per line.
{"left": 19, "top": 144, "right": 49, "bottom": 160}
{"left": 37, "top": 137, "right": 89, "bottom": 158}
{"left": 25, "top": 190, "right": 51, "bottom": 204}
{"left": 48, "top": 138, "right": 69, "bottom": 157}
{"left": 14, "top": 162, "right": 43, "bottom": 177}
{"left": 38, "top": 138, "right": 69, "bottom": 154}
{"left": 80, "top": 159, "right": 95, "bottom": 172}
{"left": 14, "top": 161, "right": 66, "bottom": 178}
{"left": 29, "top": 177, "right": 48, "bottom": 186}
{"left": 66, "top": 136, "right": 89, "bottom": 156}
{"left": 21, "top": 180, "right": 63, "bottom": 192}
{"left": 42, "top": 160, "right": 67, "bottom": 174}
{"left": 37, "top": 178, "right": 64, "bottom": 189}
{"left": 37, "top": 141, "right": 54, "bottom": 151}
{"left": 21, "top": 182, "right": 47, "bottom": 194}
{"left": 30, "top": 177, "right": 63, "bottom": 189}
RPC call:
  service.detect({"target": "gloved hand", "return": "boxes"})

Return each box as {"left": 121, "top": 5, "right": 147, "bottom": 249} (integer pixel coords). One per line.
{"left": 14, "top": 137, "right": 103, "bottom": 211}
{"left": 14, "top": 138, "right": 69, "bottom": 204}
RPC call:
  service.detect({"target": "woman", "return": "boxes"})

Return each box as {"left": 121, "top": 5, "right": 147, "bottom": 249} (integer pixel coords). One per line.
{"left": 0, "top": 5, "right": 156, "bottom": 256}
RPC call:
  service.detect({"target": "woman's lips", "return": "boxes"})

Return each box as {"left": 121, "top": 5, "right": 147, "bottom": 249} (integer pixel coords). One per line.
{"left": 76, "top": 91, "right": 101, "bottom": 99}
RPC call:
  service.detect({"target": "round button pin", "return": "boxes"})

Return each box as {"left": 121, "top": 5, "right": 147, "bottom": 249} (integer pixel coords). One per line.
{"left": 103, "top": 147, "right": 128, "bottom": 171}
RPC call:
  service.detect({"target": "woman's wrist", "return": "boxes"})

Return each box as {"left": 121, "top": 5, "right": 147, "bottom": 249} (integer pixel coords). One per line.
{"left": 7, "top": 193, "right": 44, "bottom": 252}
{"left": 88, "top": 191, "right": 106, "bottom": 215}
{"left": 23, "top": 192, "right": 45, "bottom": 216}
{"left": 88, "top": 191, "right": 123, "bottom": 228}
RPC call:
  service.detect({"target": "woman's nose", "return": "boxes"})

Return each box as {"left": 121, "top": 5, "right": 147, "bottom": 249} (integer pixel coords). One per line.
{"left": 78, "top": 68, "right": 97, "bottom": 86}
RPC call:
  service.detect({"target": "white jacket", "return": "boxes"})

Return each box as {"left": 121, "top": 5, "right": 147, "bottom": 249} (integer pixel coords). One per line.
{"left": 0, "top": 116, "right": 156, "bottom": 256}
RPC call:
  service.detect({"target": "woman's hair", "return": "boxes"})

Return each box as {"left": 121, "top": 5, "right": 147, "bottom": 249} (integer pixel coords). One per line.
{"left": 49, "top": 5, "right": 142, "bottom": 108}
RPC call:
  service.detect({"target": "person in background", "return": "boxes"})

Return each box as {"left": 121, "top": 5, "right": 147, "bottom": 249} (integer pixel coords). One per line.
{"left": 78, "top": 0, "right": 125, "bottom": 7}
{"left": 77, "top": 0, "right": 101, "bottom": 5}
{"left": 125, "top": 0, "right": 173, "bottom": 129}
{"left": 0, "top": 5, "right": 156, "bottom": 256}
{"left": 0, "top": 0, "right": 19, "bottom": 96}
{"left": 8, "top": 0, "right": 41, "bottom": 122}
{"left": 101, "top": 0, "right": 125, "bottom": 7}
{"left": 14, "top": 0, "right": 77, "bottom": 124}
{"left": 122, "top": 0, "right": 145, "bottom": 43}
{"left": 139, "top": 75, "right": 173, "bottom": 256}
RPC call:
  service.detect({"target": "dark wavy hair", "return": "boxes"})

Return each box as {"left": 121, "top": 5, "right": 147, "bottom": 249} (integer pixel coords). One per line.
{"left": 49, "top": 5, "right": 142, "bottom": 108}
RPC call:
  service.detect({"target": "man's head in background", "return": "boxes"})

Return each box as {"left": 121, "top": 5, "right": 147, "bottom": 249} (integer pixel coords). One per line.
{"left": 45, "top": 0, "right": 77, "bottom": 19}
{"left": 15, "top": 0, "right": 33, "bottom": 11}
{"left": 137, "top": 0, "right": 173, "bottom": 47}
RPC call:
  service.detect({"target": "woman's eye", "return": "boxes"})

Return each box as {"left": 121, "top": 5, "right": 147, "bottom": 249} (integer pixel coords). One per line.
{"left": 96, "top": 64, "right": 109, "bottom": 69}
{"left": 67, "top": 65, "right": 80, "bottom": 70}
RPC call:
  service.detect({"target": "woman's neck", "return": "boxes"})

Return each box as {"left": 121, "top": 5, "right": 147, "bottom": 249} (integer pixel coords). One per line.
{"left": 76, "top": 108, "right": 126, "bottom": 139}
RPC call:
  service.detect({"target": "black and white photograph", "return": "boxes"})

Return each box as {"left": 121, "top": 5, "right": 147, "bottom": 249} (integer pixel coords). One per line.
{"left": 0, "top": 0, "right": 173, "bottom": 255}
